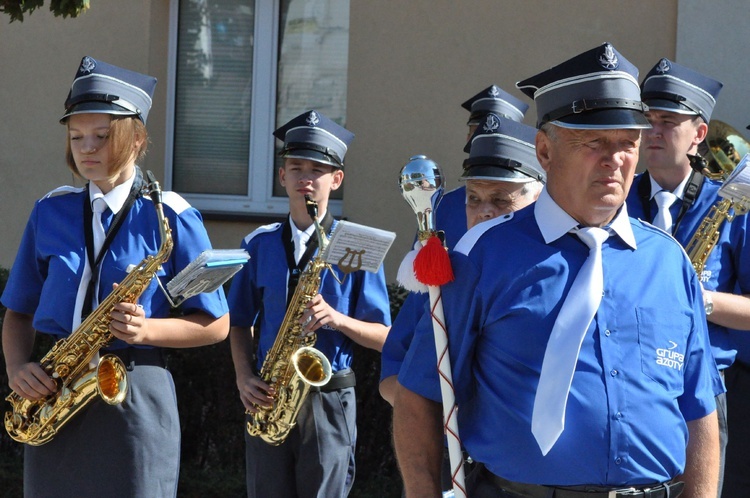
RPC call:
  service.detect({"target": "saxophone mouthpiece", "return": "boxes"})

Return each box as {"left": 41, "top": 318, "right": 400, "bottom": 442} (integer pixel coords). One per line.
{"left": 305, "top": 195, "right": 319, "bottom": 222}
{"left": 146, "top": 170, "right": 163, "bottom": 206}
{"left": 687, "top": 153, "right": 708, "bottom": 175}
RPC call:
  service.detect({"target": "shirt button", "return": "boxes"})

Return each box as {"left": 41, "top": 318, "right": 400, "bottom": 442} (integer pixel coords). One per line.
{"left": 604, "top": 329, "right": 611, "bottom": 337}
{"left": 615, "top": 412, "right": 623, "bottom": 419}
{"left": 615, "top": 457, "right": 622, "bottom": 465}
{"left": 610, "top": 369, "right": 618, "bottom": 377}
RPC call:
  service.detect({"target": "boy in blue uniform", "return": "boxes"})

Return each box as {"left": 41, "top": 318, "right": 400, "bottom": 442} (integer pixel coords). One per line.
{"left": 393, "top": 43, "right": 722, "bottom": 498}
{"left": 227, "top": 110, "right": 391, "bottom": 498}
{"left": 1, "top": 56, "right": 229, "bottom": 498}
{"left": 625, "top": 59, "right": 750, "bottom": 497}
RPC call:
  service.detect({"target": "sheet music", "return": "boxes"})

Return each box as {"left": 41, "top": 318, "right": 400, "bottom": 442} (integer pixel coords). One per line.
{"left": 719, "top": 153, "right": 750, "bottom": 202}
{"left": 167, "top": 249, "right": 250, "bottom": 302}
{"left": 322, "top": 220, "right": 396, "bottom": 273}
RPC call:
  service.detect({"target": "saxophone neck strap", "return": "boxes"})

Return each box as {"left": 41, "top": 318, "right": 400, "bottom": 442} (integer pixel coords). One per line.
{"left": 282, "top": 211, "right": 335, "bottom": 304}
{"left": 637, "top": 169, "right": 704, "bottom": 235}
{"left": 82, "top": 166, "right": 145, "bottom": 317}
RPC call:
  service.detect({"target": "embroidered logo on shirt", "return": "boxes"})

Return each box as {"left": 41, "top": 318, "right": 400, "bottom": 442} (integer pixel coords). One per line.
{"left": 699, "top": 270, "right": 712, "bottom": 283}
{"left": 656, "top": 341, "right": 684, "bottom": 371}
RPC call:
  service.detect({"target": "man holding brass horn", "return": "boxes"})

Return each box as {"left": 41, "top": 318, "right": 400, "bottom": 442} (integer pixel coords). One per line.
{"left": 393, "top": 43, "right": 722, "bottom": 498}
{"left": 626, "top": 59, "right": 750, "bottom": 497}
{"left": 227, "top": 110, "right": 391, "bottom": 498}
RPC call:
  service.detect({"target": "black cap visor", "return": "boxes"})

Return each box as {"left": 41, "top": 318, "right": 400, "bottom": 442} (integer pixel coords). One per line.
{"left": 551, "top": 108, "right": 651, "bottom": 130}
{"left": 60, "top": 101, "right": 140, "bottom": 123}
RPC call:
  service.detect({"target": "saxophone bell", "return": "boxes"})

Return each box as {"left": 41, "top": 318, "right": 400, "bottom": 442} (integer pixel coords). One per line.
{"left": 96, "top": 354, "right": 128, "bottom": 405}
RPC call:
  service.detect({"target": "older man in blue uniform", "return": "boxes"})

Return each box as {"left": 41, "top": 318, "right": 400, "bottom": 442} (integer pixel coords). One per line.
{"left": 381, "top": 113, "right": 545, "bottom": 402}
{"left": 436, "top": 85, "right": 530, "bottom": 249}
{"left": 625, "top": 59, "right": 750, "bottom": 498}
{"left": 393, "top": 43, "right": 722, "bottom": 498}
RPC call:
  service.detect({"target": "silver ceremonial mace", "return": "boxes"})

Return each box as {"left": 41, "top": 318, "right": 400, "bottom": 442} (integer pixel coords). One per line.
{"left": 398, "top": 154, "right": 444, "bottom": 241}
{"left": 398, "top": 155, "right": 466, "bottom": 498}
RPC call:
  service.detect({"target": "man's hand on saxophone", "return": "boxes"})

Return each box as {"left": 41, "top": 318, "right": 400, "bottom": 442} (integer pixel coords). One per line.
{"left": 236, "top": 373, "right": 276, "bottom": 414}
{"left": 301, "top": 294, "right": 389, "bottom": 353}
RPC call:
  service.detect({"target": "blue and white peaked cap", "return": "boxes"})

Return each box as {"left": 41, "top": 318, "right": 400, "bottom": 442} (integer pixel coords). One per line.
{"left": 461, "top": 85, "right": 529, "bottom": 125}
{"left": 641, "top": 58, "right": 723, "bottom": 123}
{"left": 461, "top": 113, "right": 545, "bottom": 184}
{"left": 516, "top": 43, "right": 650, "bottom": 129}
{"left": 273, "top": 110, "right": 354, "bottom": 169}
{"left": 61, "top": 56, "right": 157, "bottom": 124}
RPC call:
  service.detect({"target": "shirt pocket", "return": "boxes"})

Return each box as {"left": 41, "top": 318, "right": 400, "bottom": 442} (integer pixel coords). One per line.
{"left": 637, "top": 307, "right": 690, "bottom": 397}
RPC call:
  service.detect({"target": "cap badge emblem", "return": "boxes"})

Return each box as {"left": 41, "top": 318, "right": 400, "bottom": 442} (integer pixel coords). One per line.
{"left": 482, "top": 114, "right": 500, "bottom": 133}
{"left": 80, "top": 56, "right": 96, "bottom": 74}
{"left": 306, "top": 111, "right": 320, "bottom": 127}
{"left": 598, "top": 44, "right": 619, "bottom": 70}
{"left": 488, "top": 85, "right": 500, "bottom": 98}
{"left": 656, "top": 58, "right": 671, "bottom": 74}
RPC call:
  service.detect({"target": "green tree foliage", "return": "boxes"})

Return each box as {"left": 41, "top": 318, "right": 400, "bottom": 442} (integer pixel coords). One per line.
{"left": 0, "top": 0, "right": 89, "bottom": 22}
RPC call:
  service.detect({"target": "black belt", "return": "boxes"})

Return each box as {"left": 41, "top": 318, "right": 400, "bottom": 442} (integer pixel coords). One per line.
{"left": 103, "top": 347, "right": 167, "bottom": 370}
{"left": 312, "top": 368, "right": 356, "bottom": 393}
{"left": 487, "top": 471, "right": 685, "bottom": 498}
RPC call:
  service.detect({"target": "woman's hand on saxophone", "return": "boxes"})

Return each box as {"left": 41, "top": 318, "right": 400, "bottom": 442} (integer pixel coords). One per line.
{"left": 7, "top": 362, "right": 58, "bottom": 401}
{"left": 3, "top": 309, "right": 58, "bottom": 400}
{"left": 109, "top": 301, "right": 150, "bottom": 344}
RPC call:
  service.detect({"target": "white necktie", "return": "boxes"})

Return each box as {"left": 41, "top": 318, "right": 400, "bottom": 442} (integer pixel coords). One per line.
{"left": 92, "top": 197, "right": 108, "bottom": 259}
{"left": 653, "top": 190, "right": 678, "bottom": 233}
{"left": 293, "top": 231, "right": 310, "bottom": 265}
{"left": 532, "top": 226, "right": 609, "bottom": 455}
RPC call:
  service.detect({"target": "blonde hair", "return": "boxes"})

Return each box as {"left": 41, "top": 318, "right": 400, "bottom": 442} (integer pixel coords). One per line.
{"left": 65, "top": 115, "right": 149, "bottom": 177}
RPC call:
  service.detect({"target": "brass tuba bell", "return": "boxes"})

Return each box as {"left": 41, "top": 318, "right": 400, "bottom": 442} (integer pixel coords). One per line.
{"left": 694, "top": 120, "right": 750, "bottom": 180}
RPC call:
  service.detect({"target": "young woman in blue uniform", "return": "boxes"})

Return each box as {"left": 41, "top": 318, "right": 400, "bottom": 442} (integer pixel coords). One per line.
{"left": 1, "top": 56, "right": 229, "bottom": 498}
{"left": 227, "top": 110, "right": 391, "bottom": 498}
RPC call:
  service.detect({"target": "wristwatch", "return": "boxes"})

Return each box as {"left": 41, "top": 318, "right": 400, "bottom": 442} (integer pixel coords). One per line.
{"left": 704, "top": 291, "right": 714, "bottom": 316}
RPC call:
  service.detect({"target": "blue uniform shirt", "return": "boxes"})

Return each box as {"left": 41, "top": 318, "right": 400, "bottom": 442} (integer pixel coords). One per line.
{"left": 435, "top": 185, "right": 468, "bottom": 250}
{"left": 228, "top": 219, "right": 391, "bottom": 373}
{"left": 627, "top": 174, "right": 750, "bottom": 370}
{"left": 400, "top": 189, "right": 722, "bottom": 485}
{"left": 380, "top": 184, "right": 467, "bottom": 384}
{"left": 1, "top": 183, "right": 228, "bottom": 344}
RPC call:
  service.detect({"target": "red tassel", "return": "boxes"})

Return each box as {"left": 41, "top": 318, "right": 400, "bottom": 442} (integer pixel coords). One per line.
{"left": 414, "top": 235, "right": 454, "bottom": 286}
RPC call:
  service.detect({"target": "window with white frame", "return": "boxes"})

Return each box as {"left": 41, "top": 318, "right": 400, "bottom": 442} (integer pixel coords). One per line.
{"left": 166, "top": 0, "right": 350, "bottom": 216}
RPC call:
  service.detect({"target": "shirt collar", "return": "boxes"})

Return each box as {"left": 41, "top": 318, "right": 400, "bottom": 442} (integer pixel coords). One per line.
{"left": 88, "top": 169, "right": 137, "bottom": 214}
{"left": 648, "top": 173, "right": 690, "bottom": 201}
{"left": 534, "top": 187, "right": 637, "bottom": 249}
{"left": 289, "top": 211, "right": 325, "bottom": 241}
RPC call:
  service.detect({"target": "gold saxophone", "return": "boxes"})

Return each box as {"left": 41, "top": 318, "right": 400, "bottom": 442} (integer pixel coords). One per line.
{"left": 4, "top": 171, "right": 173, "bottom": 446}
{"left": 685, "top": 121, "right": 750, "bottom": 274}
{"left": 246, "top": 195, "right": 333, "bottom": 445}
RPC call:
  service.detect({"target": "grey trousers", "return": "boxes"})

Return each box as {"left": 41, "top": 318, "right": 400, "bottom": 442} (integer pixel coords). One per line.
{"left": 24, "top": 363, "right": 180, "bottom": 498}
{"left": 245, "top": 386, "right": 357, "bottom": 498}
